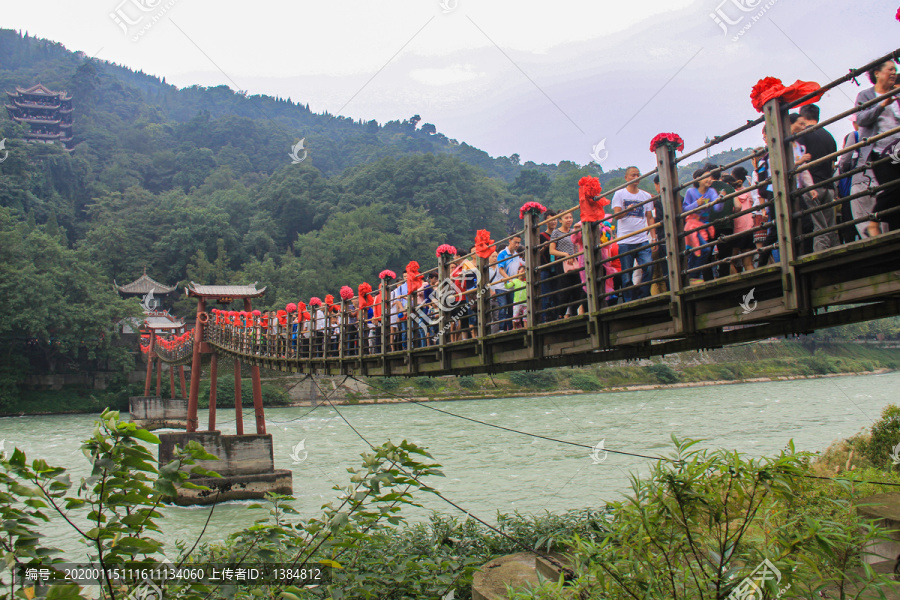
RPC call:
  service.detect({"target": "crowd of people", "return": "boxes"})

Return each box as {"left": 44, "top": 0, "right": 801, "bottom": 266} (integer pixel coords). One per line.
{"left": 169, "top": 60, "right": 900, "bottom": 358}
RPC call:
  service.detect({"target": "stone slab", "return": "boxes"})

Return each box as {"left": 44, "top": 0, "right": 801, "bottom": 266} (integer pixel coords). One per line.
{"left": 129, "top": 396, "right": 187, "bottom": 430}
{"left": 158, "top": 431, "right": 275, "bottom": 478}
{"left": 169, "top": 469, "right": 293, "bottom": 506}
{"left": 472, "top": 553, "right": 540, "bottom": 600}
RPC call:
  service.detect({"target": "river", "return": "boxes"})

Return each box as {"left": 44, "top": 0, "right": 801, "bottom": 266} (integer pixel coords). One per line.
{"left": 3, "top": 372, "right": 897, "bottom": 561}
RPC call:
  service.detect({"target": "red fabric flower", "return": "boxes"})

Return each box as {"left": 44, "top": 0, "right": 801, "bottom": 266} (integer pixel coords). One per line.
{"left": 324, "top": 294, "right": 335, "bottom": 306}
{"left": 474, "top": 229, "right": 495, "bottom": 259}
{"left": 252, "top": 310, "right": 261, "bottom": 316}
{"left": 578, "top": 176, "right": 609, "bottom": 223}
{"left": 297, "top": 302, "right": 307, "bottom": 313}
{"left": 649, "top": 133, "right": 684, "bottom": 153}
{"left": 309, "top": 297, "right": 322, "bottom": 307}
{"left": 379, "top": 269, "right": 396, "bottom": 280}
{"left": 518, "top": 201, "right": 547, "bottom": 220}
{"left": 897, "top": 6, "right": 900, "bottom": 21}
{"left": 436, "top": 244, "right": 457, "bottom": 258}
{"left": 407, "top": 261, "right": 424, "bottom": 293}
{"left": 358, "top": 282, "right": 373, "bottom": 308}
{"left": 750, "top": 77, "right": 822, "bottom": 112}
{"left": 340, "top": 286, "right": 354, "bottom": 300}
{"left": 285, "top": 303, "right": 297, "bottom": 314}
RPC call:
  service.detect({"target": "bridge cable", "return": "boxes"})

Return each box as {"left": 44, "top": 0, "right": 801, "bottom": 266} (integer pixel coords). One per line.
{"left": 348, "top": 375, "right": 667, "bottom": 462}
{"left": 265, "top": 375, "right": 350, "bottom": 426}
{"left": 307, "top": 376, "right": 577, "bottom": 592}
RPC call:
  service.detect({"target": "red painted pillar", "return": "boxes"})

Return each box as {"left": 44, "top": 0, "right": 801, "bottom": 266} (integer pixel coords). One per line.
{"left": 234, "top": 358, "right": 244, "bottom": 435}
{"left": 169, "top": 365, "right": 176, "bottom": 399}
{"left": 208, "top": 353, "right": 218, "bottom": 431}
{"left": 144, "top": 330, "right": 155, "bottom": 396}
{"left": 179, "top": 365, "right": 188, "bottom": 399}
{"left": 244, "top": 299, "right": 266, "bottom": 435}
{"left": 155, "top": 359, "right": 162, "bottom": 397}
{"left": 186, "top": 298, "right": 206, "bottom": 433}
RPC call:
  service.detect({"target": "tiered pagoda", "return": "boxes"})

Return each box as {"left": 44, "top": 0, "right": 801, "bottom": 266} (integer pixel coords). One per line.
{"left": 5, "top": 84, "right": 74, "bottom": 151}
{"left": 116, "top": 269, "right": 177, "bottom": 312}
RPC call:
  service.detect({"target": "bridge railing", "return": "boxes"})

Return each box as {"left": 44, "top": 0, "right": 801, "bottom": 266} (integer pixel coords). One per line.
{"left": 199, "top": 48, "right": 900, "bottom": 367}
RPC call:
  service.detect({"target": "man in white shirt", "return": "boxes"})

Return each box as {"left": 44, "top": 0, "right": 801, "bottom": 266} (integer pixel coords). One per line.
{"left": 612, "top": 166, "right": 654, "bottom": 301}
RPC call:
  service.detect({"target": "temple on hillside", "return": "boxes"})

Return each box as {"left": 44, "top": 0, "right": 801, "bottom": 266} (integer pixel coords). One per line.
{"left": 5, "top": 84, "right": 74, "bottom": 151}
{"left": 116, "top": 270, "right": 178, "bottom": 332}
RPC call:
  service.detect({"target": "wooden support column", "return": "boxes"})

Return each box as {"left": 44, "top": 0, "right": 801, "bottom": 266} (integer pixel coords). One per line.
{"left": 234, "top": 358, "right": 244, "bottom": 436}
{"left": 179, "top": 365, "right": 188, "bottom": 399}
{"left": 155, "top": 359, "right": 162, "bottom": 397}
{"left": 406, "top": 280, "right": 416, "bottom": 374}
{"left": 169, "top": 365, "right": 177, "bottom": 399}
{"left": 581, "top": 220, "right": 602, "bottom": 348}
{"left": 144, "top": 330, "right": 155, "bottom": 396}
{"left": 656, "top": 144, "right": 690, "bottom": 334}
{"left": 763, "top": 97, "right": 801, "bottom": 312}
{"left": 208, "top": 353, "right": 217, "bottom": 431}
{"left": 339, "top": 299, "right": 347, "bottom": 364}
{"left": 523, "top": 212, "right": 542, "bottom": 359}
{"left": 244, "top": 298, "right": 265, "bottom": 435}
{"left": 186, "top": 298, "right": 206, "bottom": 433}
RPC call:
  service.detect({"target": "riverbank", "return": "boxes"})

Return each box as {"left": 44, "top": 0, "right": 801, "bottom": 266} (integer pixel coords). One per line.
{"left": 8, "top": 340, "right": 900, "bottom": 416}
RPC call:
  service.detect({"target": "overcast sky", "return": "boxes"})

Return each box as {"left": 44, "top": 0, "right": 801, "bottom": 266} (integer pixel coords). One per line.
{"left": 5, "top": 0, "right": 898, "bottom": 170}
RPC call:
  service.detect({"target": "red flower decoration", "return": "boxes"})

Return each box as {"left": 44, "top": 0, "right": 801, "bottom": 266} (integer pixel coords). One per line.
{"left": 474, "top": 229, "right": 495, "bottom": 259}
{"left": 358, "top": 282, "right": 373, "bottom": 308}
{"left": 649, "top": 133, "right": 684, "bottom": 153}
{"left": 750, "top": 77, "right": 822, "bottom": 112}
{"left": 436, "top": 244, "right": 457, "bottom": 258}
{"left": 518, "top": 201, "right": 547, "bottom": 220}
{"left": 407, "top": 261, "right": 424, "bottom": 293}
{"left": 285, "top": 303, "right": 297, "bottom": 314}
{"left": 309, "top": 297, "right": 322, "bottom": 307}
{"left": 298, "top": 302, "right": 307, "bottom": 313}
{"left": 578, "top": 176, "right": 609, "bottom": 223}
{"left": 379, "top": 269, "right": 396, "bottom": 280}
{"left": 252, "top": 310, "right": 261, "bottom": 316}
{"left": 339, "top": 286, "right": 354, "bottom": 300}
{"left": 324, "top": 294, "right": 335, "bottom": 306}
{"left": 897, "top": 6, "right": 900, "bottom": 21}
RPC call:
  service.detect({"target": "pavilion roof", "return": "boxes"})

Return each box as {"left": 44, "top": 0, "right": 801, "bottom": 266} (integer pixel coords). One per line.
{"left": 117, "top": 272, "right": 177, "bottom": 295}
{"left": 8, "top": 84, "right": 71, "bottom": 99}
{"left": 186, "top": 282, "right": 267, "bottom": 299}
{"left": 144, "top": 315, "right": 185, "bottom": 329}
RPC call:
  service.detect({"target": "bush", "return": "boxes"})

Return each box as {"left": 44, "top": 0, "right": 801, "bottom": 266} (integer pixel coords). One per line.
{"left": 568, "top": 371, "right": 603, "bottom": 391}
{"left": 507, "top": 370, "right": 558, "bottom": 389}
{"left": 457, "top": 376, "right": 477, "bottom": 389}
{"left": 645, "top": 363, "right": 679, "bottom": 384}
{"left": 412, "top": 376, "right": 438, "bottom": 390}
{"left": 858, "top": 404, "right": 900, "bottom": 471}
{"left": 377, "top": 377, "right": 401, "bottom": 392}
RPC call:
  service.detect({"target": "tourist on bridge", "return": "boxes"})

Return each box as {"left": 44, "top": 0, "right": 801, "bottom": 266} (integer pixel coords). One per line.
{"left": 650, "top": 176, "right": 669, "bottom": 295}
{"left": 505, "top": 265, "right": 528, "bottom": 328}
{"left": 487, "top": 250, "right": 507, "bottom": 333}
{"left": 495, "top": 236, "right": 523, "bottom": 331}
{"left": 788, "top": 113, "right": 819, "bottom": 254}
{"left": 731, "top": 167, "right": 757, "bottom": 273}
{"left": 682, "top": 168, "right": 718, "bottom": 285}
{"left": 612, "top": 166, "right": 654, "bottom": 301}
{"left": 705, "top": 165, "right": 739, "bottom": 279}
{"left": 751, "top": 128, "right": 778, "bottom": 267}
{"left": 538, "top": 209, "right": 559, "bottom": 322}
{"left": 855, "top": 60, "right": 900, "bottom": 234}
{"left": 795, "top": 104, "right": 840, "bottom": 252}
{"left": 838, "top": 114, "right": 872, "bottom": 240}
{"left": 390, "top": 272, "right": 408, "bottom": 351}
{"left": 549, "top": 212, "right": 586, "bottom": 317}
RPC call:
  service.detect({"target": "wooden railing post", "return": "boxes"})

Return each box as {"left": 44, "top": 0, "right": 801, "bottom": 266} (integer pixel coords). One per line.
{"left": 406, "top": 280, "right": 416, "bottom": 373}
{"left": 144, "top": 330, "right": 155, "bottom": 396}
{"left": 656, "top": 145, "right": 689, "bottom": 334}
{"left": 380, "top": 280, "right": 390, "bottom": 364}
{"left": 581, "top": 220, "right": 602, "bottom": 348}
{"left": 763, "top": 97, "right": 801, "bottom": 312}
{"left": 437, "top": 254, "right": 451, "bottom": 370}
{"left": 523, "top": 212, "right": 542, "bottom": 358}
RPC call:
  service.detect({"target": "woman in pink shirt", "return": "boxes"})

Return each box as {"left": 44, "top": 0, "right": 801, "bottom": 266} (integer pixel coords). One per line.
{"left": 731, "top": 167, "right": 757, "bottom": 273}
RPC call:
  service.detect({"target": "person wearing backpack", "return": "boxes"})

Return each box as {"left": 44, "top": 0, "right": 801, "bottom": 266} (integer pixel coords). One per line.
{"left": 838, "top": 113, "right": 876, "bottom": 240}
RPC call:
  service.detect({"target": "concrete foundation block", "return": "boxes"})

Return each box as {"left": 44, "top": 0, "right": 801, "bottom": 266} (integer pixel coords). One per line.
{"left": 158, "top": 431, "right": 275, "bottom": 478}
{"left": 129, "top": 396, "right": 187, "bottom": 430}
{"left": 167, "top": 469, "right": 294, "bottom": 506}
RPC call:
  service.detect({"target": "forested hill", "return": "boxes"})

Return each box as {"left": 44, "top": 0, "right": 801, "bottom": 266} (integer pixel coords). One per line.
{"left": 0, "top": 28, "right": 757, "bottom": 393}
